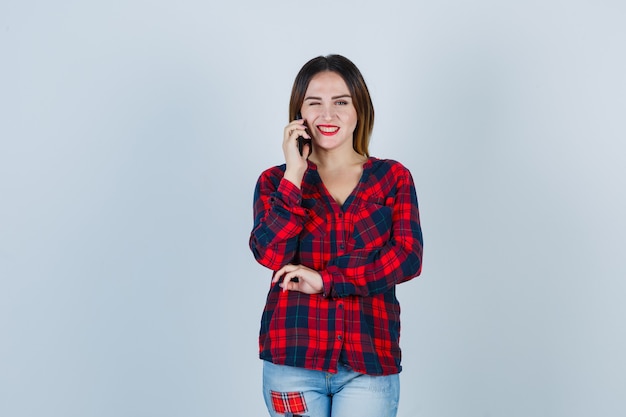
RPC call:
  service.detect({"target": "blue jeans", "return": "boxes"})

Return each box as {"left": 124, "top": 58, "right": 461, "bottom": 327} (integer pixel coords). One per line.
{"left": 262, "top": 360, "right": 400, "bottom": 417}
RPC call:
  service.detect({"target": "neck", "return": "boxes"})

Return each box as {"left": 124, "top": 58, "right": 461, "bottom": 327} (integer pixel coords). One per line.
{"left": 309, "top": 148, "right": 367, "bottom": 170}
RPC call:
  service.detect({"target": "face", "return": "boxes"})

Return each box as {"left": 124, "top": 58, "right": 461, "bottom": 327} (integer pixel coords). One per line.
{"left": 300, "top": 71, "right": 358, "bottom": 152}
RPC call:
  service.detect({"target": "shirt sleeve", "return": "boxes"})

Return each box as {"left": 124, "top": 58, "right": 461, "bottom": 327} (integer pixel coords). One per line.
{"left": 249, "top": 168, "right": 307, "bottom": 270}
{"left": 320, "top": 166, "right": 423, "bottom": 298}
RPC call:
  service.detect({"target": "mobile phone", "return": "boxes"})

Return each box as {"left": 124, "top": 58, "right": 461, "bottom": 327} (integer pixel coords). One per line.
{"left": 296, "top": 112, "right": 312, "bottom": 157}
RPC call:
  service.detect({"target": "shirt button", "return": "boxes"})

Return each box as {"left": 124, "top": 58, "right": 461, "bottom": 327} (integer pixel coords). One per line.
{"left": 338, "top": 213, "right": 343, "bottom": 218}
{"left": 339, "top": 243, "right": 345, "bottom": 249}
{"left": 337, "top": 335, "right": 343, "bottom": 341}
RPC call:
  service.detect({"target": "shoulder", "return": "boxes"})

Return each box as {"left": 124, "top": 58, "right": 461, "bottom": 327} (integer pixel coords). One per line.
{"left": 257, "top": 164, "right": 286, "bottom": 183}
{"left": 367, "top": 157, "right": 412, "bottom": 180}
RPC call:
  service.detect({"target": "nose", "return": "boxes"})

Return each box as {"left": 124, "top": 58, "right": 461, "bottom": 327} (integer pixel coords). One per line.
{"left": 321, "top": 105, "right": 334, "bottom": 120}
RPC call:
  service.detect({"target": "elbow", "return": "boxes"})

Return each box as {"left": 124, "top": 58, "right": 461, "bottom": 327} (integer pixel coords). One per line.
{"left": 406, "top": 252, "right": 423, "bottom": 279}
{"left": 250, "top": 244, "right": 281, "bottom": 271}
{"left": 398, "top": 238, "right": 423, "bottom": 282}
{"left": 254, "top": 253, "right": 284, "bottom": 271}
{"left": 250, "top": 240, "right": 289, "bottom": 271}
{"left": 409, "top": 222, "right": 424, "bottom": 277}
{"left": 411, "top": 239, "right": 424, "bottom": 277}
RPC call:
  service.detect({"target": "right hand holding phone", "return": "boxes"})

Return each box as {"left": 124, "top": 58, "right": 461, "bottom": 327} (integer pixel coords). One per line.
{"left": 282, "top": 117, "right": 311, "bottom": 187}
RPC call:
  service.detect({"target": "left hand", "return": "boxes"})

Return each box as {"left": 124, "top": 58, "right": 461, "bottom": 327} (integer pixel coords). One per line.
{"left": 273, "top": 264, "right": 323, "bottom": 294}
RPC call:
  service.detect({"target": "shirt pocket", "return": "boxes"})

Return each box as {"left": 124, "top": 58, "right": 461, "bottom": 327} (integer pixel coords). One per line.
{"left": 299, "top": 198, "right": 327, "bottom": 263}
{"left": 352, "top": 197, "right": 393, "bottom": 250}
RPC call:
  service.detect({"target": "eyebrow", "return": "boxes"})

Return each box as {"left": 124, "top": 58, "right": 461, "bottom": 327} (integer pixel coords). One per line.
{"left": 304, "top": 94, "right": 352, "bottom": 101}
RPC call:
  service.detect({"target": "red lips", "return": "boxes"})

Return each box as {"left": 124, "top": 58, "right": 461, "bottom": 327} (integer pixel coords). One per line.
{"left": 317, "top": 125, "right": 340, "bottom": 136}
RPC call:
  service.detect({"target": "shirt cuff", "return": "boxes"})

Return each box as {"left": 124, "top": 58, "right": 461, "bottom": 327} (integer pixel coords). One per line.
{"left": 320, "top": 269, "right": 338, "bottom": 299}
{"left": 271, "top": 178, "right": 307, "bottom": 217}
{"left": 278, "top": 177, "right": 302, "bottom": 203}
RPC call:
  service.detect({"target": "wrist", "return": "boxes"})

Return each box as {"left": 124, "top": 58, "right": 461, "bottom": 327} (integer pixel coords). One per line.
{"left": 283, "top": 168, "right": 305, "bottom": 188}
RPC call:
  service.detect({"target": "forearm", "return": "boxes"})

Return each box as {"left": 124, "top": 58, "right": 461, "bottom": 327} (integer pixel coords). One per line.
{"left": 249, "top": 174, "right": 306, "bottom": 270}
{"left": 320, "top": 232, "right": 423, "bottom": 298}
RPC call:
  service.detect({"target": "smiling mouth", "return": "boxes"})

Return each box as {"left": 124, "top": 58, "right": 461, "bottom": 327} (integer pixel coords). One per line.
{"left": 317, "top": 125, "right": 340, "bottom": 136}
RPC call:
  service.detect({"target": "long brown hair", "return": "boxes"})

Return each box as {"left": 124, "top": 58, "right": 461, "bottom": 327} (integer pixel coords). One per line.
{"left": 288, "top": 55, "right": 375, "bottom": 157}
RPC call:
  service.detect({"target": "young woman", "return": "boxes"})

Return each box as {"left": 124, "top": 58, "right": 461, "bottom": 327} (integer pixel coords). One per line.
{"left": 249, "top": 54, "right": 423, "bottom": 417}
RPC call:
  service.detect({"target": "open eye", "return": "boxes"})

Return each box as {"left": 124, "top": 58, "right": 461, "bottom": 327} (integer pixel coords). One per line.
{"left": 336, "top": 100, "right": 349, "bottom": 106}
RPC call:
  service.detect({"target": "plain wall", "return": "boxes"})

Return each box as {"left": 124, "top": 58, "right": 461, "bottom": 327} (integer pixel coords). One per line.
{"left": 1, "top": 1, "right": 625, "bottom": 416}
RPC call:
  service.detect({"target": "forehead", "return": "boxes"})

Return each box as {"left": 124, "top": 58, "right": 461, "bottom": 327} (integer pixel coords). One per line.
{"left": 305, "top": 71, "right": 350, "bottom": 95}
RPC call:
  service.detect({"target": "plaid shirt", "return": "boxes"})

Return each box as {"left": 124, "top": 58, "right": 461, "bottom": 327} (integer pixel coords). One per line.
{"left": 250, "top": 157, "right": 423, "bottom": 375}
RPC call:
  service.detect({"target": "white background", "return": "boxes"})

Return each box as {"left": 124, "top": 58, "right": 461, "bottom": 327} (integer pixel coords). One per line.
{"left": 1, "top": 1, "right": 625, "bottom": 416}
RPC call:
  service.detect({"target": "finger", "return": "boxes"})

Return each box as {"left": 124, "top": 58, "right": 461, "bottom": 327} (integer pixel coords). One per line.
{"left": 303, "top": 142, "right": 312, "bottom": 158}
{"left": 285, "top": 128, "right": 309, "bottom": 143}
{"left": 284, "top": 121, "right": 309, "bottom": 138}
{"left": 272, "top": 268, "right": 281, "bottom": 284}
{"left": 285, "top": 121, "right": 305, "bottom": 133}
{"left": 280, "top": 273, "right": 293, "bottom": 292}
{"left": 281, "top": 271, "right": 302, "bottom": 292}
{"left": 272, "top": 264, "right": 291, "bottom": 283}
{"left": 271, "top": 270, "right": 280, "bottom": 284}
